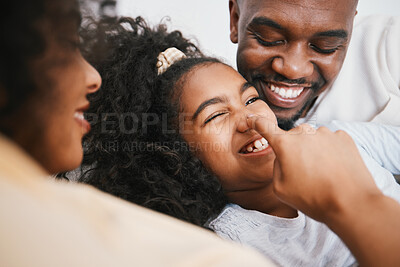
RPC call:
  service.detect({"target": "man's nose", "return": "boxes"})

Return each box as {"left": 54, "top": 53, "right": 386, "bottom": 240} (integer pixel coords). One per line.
{"left": 271, "top": 43, "right": 314, "bottom": 80}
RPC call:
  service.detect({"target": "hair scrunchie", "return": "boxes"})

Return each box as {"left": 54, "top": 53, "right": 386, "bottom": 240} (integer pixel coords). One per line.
{"left": 156, "top": 47, "right": 187, "bottom": 75}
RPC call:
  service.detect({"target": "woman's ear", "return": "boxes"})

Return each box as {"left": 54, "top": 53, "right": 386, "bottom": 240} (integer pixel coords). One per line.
{"left": 229, "top": 0, "right": 240, "bottom": 44}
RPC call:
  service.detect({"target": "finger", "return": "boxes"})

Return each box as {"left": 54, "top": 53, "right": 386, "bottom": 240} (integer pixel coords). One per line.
{"left": 271, "top": 158, "right": 293, "bottom": 208}
{"left": 246, "top": 114, "right": 286, "bottom": 144}
{"left": 272, "top": 157, "right": 283, "bottom": 183}
{"left": 288, "top": 123, "right": 317, "bottom": 136}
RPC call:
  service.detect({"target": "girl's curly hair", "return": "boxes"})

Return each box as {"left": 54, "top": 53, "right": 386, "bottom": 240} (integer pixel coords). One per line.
{"left": 75, "top": 16, "right": 228, "bottom": 227}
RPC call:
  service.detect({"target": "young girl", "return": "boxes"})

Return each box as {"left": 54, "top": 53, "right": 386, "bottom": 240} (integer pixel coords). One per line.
{"left": 79, "top": 17, "right": 400, "bottom": 266}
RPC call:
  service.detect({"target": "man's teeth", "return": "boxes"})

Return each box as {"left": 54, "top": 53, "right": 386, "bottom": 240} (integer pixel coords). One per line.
{"left": 270, "top": 84, "right": 303, "bottom": 99}
{"left": 74, "top": 112, "right": 85, "bottom": 120}
{"left": 245, "top": 137, "right": 269, "bottom": 153}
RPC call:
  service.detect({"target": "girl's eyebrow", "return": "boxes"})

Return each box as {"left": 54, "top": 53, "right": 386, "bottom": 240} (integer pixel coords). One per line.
{"left": 240, "top": 81, "right": 253, "bottom": 94}
{"left": 192, "top": 97, "right": 226, "bottom": 121}
{"left": 191, "top": 81, "right": 253, "bottom": 121}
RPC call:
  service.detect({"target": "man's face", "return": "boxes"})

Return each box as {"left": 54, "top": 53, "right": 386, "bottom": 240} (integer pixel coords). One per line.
{"left": 230, "top": 0, "right": 357, "bottom": 129}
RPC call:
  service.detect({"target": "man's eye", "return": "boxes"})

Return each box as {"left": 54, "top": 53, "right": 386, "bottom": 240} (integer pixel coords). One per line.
{"left": 309, "top": 44, "right": 340, "bottom": 54}
{"left": 246, "top": 97, "right": 260, "bottom": 106}
{"left": 203, "top": 112, "right": 227, "bottom": 125}
{"left": 254, "top": 34, "right": 285, "bottom": 47}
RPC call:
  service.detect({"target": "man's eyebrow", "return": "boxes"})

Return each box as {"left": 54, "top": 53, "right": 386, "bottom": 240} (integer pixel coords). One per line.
{"left": 249, "top": 17, "right": 348, "bottom": 40}
{"left": 314, "top": 30, "right": 348, "bottom": 39}
{"left": 249, "top": 16, "right": 283, "bottom": 30}
{"left": 191, "top": 97, "right": 226, "bottom": 121}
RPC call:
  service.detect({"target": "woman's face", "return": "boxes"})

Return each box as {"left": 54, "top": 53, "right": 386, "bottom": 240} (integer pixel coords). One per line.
{"left": 180, "top": 63, "right": 277, "bottom": 193}
{"left": 10, "top": 37, "right": 101, "bottom": 174}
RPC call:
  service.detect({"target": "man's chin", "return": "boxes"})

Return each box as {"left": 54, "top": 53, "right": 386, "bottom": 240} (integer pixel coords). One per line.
{"left": 272, "top": 93, "right": 317, "bottom": 130}
{"left": 274, "top": 105, "right": 310, "bottom": 130}
{"left": 276, "top": 116, "right": 297, "bottom": 131}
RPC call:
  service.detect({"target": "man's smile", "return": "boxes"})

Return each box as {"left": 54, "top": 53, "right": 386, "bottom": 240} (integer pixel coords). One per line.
{"left": 256, "top": 80, "right": 314, "bottom": 109}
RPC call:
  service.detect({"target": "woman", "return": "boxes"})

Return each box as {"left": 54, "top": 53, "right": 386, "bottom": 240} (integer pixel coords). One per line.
{"left": 79, "top": 16, "right": 400, "bottom": 266}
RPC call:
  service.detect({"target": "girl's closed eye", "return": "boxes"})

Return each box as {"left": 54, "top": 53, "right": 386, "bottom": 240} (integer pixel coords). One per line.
{"left": 202, "top": 96, "right": 260, "bottom": 126}
{"left": 203, "top": 111, "right": 228, "bottom": 126}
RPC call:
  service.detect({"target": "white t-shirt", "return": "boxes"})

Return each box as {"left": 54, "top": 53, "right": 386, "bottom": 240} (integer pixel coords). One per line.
{"left": 301, "top": 15, "right": 400, "bottom": 126}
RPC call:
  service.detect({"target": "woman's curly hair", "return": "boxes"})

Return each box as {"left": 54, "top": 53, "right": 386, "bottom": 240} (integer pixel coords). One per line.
{"left": 0, "top": 0, "right": 81, "bottom": 119}
{"left": 75, "top": 16, "right": 228, "bottom": 227}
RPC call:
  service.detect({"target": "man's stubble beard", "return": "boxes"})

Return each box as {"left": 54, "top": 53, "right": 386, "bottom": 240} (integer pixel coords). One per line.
{"left": 275, "top": 96, "right": 316, "bottom": 130}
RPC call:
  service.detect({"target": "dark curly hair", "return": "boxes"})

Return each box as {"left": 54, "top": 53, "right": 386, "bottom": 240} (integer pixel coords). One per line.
{"left": 0, "top": 0, "right": 81, "bottom": 119}
{"left": 75, "top": 17, "right": 228, "bottom": 227}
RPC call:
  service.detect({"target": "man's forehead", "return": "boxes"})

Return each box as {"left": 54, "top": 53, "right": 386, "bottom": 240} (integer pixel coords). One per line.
{"left": 238, "top": 0, "right": 357, "bottom": 15}
{"left": 238, "top": 0, "right": 357, "bottom": 29}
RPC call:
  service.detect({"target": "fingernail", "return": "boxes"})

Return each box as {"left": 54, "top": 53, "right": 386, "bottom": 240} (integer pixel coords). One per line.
{"left": 247, "top": 114, "right": 256, "bottom": 118}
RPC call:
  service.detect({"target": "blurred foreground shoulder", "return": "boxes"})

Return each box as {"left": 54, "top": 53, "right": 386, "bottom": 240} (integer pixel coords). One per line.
{"left": 0, "top": 134, "right": 274, "bottom": 267}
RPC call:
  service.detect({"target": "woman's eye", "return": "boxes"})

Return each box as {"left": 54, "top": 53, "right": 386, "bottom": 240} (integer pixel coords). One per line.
{"left": 203, "top": 112, "right": 227, "bottom": 126}
{"left": 245, "top": 97, "right": 260, "bottom": 106}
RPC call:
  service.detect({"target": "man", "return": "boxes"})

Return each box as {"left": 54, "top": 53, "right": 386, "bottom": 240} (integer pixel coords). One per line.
{"left": 229, "top": 0, "right": 400, "bottom": 129}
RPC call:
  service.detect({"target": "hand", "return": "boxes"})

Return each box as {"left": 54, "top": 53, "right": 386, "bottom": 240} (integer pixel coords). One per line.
{"left": 246, "top": 115, "right": 381, "bottom": 223}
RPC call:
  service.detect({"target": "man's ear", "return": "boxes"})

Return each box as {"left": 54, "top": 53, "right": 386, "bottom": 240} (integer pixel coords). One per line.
{"left": 229, "top": 0, "right": 239, "bottom": 44}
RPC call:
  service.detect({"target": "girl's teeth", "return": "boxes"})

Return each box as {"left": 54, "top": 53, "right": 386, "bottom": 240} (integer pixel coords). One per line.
{"left": 254, "top": 140, "right": 262, "bottom": 149}
{"left": 261, "top": 138, "right": 268, "bottom": 145}
{"left": 244, "top": 138, "right": 269, "bottom": 154}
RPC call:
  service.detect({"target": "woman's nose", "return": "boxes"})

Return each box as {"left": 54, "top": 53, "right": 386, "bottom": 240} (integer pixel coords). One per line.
{"left": 85, "top": 60, "right": 102, "bottom": 94}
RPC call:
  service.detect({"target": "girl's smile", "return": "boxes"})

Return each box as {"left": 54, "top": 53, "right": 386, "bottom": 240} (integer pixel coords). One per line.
{"left": 180, "top": 63, "right": 278, "bottom": 193}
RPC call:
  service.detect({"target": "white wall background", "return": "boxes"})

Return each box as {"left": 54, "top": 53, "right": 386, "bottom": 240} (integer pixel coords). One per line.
{"left": 117, "top": 0, "right": 400, "bottom": 68}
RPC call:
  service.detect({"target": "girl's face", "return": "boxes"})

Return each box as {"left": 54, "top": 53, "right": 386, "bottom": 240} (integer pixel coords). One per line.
{"left": 180, "top": 63, "right": 277, "bottom": 194}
